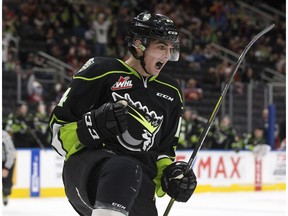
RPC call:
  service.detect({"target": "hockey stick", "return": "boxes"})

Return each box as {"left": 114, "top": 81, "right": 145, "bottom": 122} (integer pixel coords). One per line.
{"left": 163, "top": 23, "right": 275, "bottom": 216}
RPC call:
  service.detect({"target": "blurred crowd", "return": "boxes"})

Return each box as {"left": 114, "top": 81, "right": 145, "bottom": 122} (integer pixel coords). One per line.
{"left": 3, "top": 101, "right": 53, "bottom": 148}
{"left": 2, "top": 101, "right": 285, "bottom": 151}
{"left": 3, "top": 0, "right": 285, "bottom": 73}
{"left": 178, "top": 107, "right": 286, "bottom": 151}
{"left": 2, "top": 0, "right": 286, "bottom": 150}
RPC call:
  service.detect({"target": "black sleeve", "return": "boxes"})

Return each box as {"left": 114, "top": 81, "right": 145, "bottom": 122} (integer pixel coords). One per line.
{"left": 49, "top": 57, "right": 111, "bottom": 157}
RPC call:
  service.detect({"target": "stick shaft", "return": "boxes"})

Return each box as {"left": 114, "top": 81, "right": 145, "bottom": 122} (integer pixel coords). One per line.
{"left": 163, "top": 198, "right": 175, "bottom": 216}
{"left": 163, "top": 23, "right": 275, "bottom": 216}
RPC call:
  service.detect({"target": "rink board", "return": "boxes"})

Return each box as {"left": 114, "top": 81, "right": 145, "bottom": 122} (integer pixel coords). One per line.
{"left": 11, "top": 149, "right": 286, "bottom": 198}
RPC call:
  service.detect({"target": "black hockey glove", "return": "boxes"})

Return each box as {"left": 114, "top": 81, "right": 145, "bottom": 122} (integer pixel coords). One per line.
{"left": 161, "top": 161, "right": 197, "bottom": 202}
{"left": 76, "top": 102, "right": 128, "bottom": 148}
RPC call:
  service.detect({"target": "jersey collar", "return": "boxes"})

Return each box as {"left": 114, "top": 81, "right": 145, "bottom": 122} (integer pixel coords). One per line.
{"left": 117, "top": 59, "right": 157, "bottom": 82}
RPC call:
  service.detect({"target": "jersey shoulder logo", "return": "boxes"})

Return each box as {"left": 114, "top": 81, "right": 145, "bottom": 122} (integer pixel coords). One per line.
{"left": 111, "top": 76, "right": 133, "bottom": 91}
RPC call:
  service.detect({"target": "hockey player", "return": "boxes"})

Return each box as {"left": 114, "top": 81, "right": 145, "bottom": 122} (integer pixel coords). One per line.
{"left": 50, "top": 11, "right": 197, "bottom": 216}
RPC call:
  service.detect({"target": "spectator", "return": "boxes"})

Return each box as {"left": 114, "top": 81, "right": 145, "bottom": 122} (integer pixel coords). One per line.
{"left": 16, "top": 15, "right": 34, "bottom": 40}
{"left": 242, "top": 67, "right": 255, "bottom": 83}
{"left": 26, "top": 73, "right": 44, "bottom": 106}
{"left": 5, "top": 102, "right": 35, "bottom": 148}
{"left": 203, "top": 43, "right": 217, "bottom": 61}
{"left": 92, "top": 12, "right": 112, "bottom": 56}
{"left": 19, "top": 0, "right": 37, "bottom": 17}
{"left": 187, "top": 109, "right": 207, "bottom": 149}
{"left": 275, "top": 54, "right": 285, "bottom": 74}
{"left": 210, "top": 115, "right": 238, "bottom": 149}
{"left": 216, "top": 59, "right": 233, "bottom": 82}
{"left": 184, "top": 78, "right": 203, "bottom": 102}
{"left": 49, "top": 82, "right": 66, "bottom": 103}
{"left": 178, "top": 108, "right": 194, "bottom": 149}
{"left": 243, "top": 126, "right": 267, "bottom": 151}
{"left": 76, "top": 39, "right": 91, "bottom": 65}
{"left": 205, "top": 66, "right": 220, "bottom": 87}
{"left": 33, "top": 103, "right": 50, "bottom": 148}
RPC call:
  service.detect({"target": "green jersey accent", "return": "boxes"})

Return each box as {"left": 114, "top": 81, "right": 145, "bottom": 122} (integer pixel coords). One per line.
{"left": 153, "top": 157, "right": 173, "bottom": 197}
{"left": 73, "top": 71, "right": 135, "bottom": 81}
{"left": 128, "top": 105, "right": 159, "bottom": 133}
{"left": 59, "top": 122, "right": 84, "bottom": 160}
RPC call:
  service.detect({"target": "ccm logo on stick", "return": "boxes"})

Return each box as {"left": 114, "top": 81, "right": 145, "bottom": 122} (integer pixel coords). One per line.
{"left": 156, "top": 92, "right": 174, "bottom": 101}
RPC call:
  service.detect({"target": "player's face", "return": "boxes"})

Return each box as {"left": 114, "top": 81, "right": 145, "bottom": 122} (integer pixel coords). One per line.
{"left": 144, "top": 40, "right": 174, "bottom": 76}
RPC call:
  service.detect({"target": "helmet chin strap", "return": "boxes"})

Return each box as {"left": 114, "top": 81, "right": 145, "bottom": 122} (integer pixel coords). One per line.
{"left": 139, "top": 55, "right": 151, "bottom": 75}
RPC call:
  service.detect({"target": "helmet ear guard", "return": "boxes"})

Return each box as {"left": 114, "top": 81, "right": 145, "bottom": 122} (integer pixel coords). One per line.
{"left": 139, "top": 44, "right": 146, "bottom": 51}
{"left": 131, "top": 39, "right": 146, "bottom": 51}
{"left": 126, "top": 11, "right": 180, "bottom": 61}
{"left": 127, "top": 37, "right": 147, "bottom": 59}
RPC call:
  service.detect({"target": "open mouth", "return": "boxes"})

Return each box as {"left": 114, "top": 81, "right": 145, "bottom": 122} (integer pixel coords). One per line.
{"left": 156, "top": 61, "right": 164, "bottom": 69}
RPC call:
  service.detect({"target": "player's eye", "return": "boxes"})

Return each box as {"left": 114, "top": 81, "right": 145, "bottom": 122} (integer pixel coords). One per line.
{"left": 158, "top": 45, "right": 166, "bottom": 50}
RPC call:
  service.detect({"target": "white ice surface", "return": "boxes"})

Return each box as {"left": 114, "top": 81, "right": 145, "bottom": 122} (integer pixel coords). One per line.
{"left": 2, "top": 191, "right": 286, "bottom": 216}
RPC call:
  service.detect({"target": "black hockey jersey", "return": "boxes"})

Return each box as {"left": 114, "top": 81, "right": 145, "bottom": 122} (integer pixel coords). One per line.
{"left": 50, "top": 57, "right": 183, "bottom": 180}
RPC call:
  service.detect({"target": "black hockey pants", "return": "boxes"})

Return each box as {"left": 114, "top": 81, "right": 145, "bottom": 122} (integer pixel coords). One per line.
{"left": 63, "top": 148, "right": 158, "bottom": 216}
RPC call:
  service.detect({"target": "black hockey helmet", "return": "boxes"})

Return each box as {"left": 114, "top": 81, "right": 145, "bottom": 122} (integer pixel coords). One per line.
{"left": 127, "top": 11, "right": 180, "bottom": 61}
